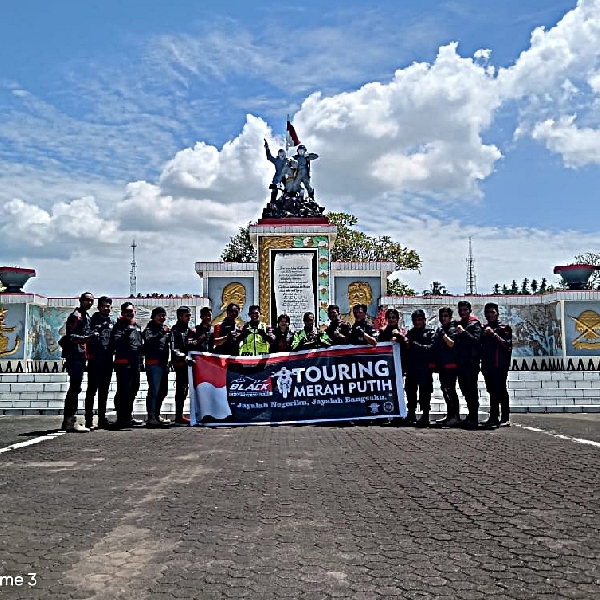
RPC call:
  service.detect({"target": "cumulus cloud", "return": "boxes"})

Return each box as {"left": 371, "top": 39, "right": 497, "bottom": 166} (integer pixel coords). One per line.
{"left": 158, "top": 115, "right": 273, "bottom": 203}
{"left": 500, "top": 0, "right": 600, "bottom": 165}
{"left": 293, "top": 43, "right": 501, "bottom": 201}
{"left": 5, "top": 0, "right": 600, "bottom": 297}
{"left": 0, "top": 196, "right": 121, "bottom": 259}
{"left": 532, "top": 115, "right": 600, "bottom": 166}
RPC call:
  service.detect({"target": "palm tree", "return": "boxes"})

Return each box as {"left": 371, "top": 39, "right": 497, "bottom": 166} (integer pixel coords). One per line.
{"left": 423, "top": 281, "right": 448, "bottom": 296}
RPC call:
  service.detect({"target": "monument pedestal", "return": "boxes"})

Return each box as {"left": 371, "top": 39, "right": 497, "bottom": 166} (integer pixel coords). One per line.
{"left": 249, "top": 220, "right": 337, "bottom": 329}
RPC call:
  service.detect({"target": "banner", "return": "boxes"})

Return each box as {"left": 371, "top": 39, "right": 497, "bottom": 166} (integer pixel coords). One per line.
{"left": 189, "top": 343, "right": 405, "bottom": 426}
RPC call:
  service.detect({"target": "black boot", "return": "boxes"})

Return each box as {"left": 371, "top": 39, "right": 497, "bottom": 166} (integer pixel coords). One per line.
{"left": 416, "top": 412, "right": 430, "bottom": 428}
{"left": 405, "top": 410, "right": 417, "bottom": 425}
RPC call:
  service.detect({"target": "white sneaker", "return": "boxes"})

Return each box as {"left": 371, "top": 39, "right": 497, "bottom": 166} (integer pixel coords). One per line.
{"left": 66, "top": 417, "right": 89, "bottom": 433}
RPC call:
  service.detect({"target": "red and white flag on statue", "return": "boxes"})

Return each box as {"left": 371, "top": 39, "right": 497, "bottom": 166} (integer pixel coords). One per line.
{"left": 286, "top": 120, "right": 300, "bottom": 147}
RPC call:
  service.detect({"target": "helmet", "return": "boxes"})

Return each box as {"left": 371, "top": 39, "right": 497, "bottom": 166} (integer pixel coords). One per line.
{"left": 297, "top": 144, "right": 306, "bottom": 151}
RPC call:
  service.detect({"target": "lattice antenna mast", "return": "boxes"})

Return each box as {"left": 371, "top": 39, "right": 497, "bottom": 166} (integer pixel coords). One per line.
{"left": 465, "top": 236, "right": 477, "bottom": 295}
{"left": 129, "top": 240, "right": 137, "bottom": 297}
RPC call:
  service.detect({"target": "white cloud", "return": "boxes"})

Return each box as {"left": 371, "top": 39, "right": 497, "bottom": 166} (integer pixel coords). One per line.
{"left": 294, "top": 43, "right": 501, "bottom": 200}
{"left": 0, "top": 196, "right": 121, "bottom": 260}
{"left": 531, "top": 115, "right": 600, "bottom": 166}
{"left": 5, "top": 0, "right": 600, "bottom": 299}
{"left": 499, "top": 0, "right": 600, "bottom": 165}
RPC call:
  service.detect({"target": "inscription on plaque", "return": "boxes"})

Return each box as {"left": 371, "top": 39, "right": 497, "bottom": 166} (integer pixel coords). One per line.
{"left": 273, "top": 252, "right": 316, "bottom": 329}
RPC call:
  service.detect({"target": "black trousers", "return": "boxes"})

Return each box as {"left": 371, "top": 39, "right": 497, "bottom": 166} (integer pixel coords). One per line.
{"left": 482, "top": 368, "right": 510, "bottom": 420}
{"left": 457, "top": 365, "right": 480, "bottom": 416}
{"left": 64, "top": 357, "right": 85, "bottom": 418}
{"left": 174, "top": 366, "right": 188, "bottom": 419}
{"left": 84, "top": 359, "right": 113, "bottom": 423}
{"left": 438, "top": 368, "right": 459, "bottom": 417}
{"left": 404, "top": 371, "right": 433, "bottom": 412}
{"left": 114, "top": 365, "right": 140, "bottom": 424}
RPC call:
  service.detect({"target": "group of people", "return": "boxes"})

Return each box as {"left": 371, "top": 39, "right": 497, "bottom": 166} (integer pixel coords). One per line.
{"left": 61, "top": 293, "right": 212, "bottom": 432}
{"left": 61, "top": 293, "right": 512, "bottom": 432}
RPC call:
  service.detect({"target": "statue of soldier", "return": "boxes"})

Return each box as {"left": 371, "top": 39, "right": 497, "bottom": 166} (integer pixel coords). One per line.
{"left": 292, "top": 144, "right": 319, "bottom": 199}
{"left": 264, "top": 139, "right": 288, "bottom": 203}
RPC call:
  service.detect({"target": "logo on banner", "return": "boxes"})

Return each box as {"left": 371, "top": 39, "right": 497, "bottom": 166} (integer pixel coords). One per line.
{"left": 368, "top": 402, "right": 380, "bottom": 414}
{"left": 271, "top": 366, "right": 294, "bottom": 399}
{"left": 229, "top": 374, "right": 273, "bottom": 397}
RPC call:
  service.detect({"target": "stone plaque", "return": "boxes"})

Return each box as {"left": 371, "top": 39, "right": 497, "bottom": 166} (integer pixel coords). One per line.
{"left": 273, "top": 252, "right": 316, "bottom": 329}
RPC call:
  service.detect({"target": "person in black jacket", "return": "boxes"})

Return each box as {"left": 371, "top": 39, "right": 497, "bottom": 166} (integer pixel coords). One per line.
{"left": 143, "top": 307, "right": 171, "bottom": 427}
{"left": 110, "top": 301, "right": 144, "bottom": 428}
{"left": 480, "top": 303, "right": 513, "bottom": 428}
{"left": 404, "top": 310, "right": 435, "bottom": 427}
{"left": 170, "top": 305, "right": 197, "bottom": 425}
{"left": 325, "top": 305, "right": 351, "bottom": 345}
{"left": 270, "top": 314, "right": 294, "bottom": 353}
{"left": 432, "top": 307, "right": 461, "bottom": 427}
{"left": 213, "top": 303, "right": 243, "bottom": 355}
{"left": 455, "top": 300, "right": 482, "bottom": 429}
{"left": 193, "top": 307, "right": 214, "bottom": 353}
{"left": 349, "top": 304, "right": 377, "bottom": 346}
{"left": 61, "top": 292, "right": 94, "bottom": 433}
{"left": 84, "top": 296, "right": 114, "bottom": 430}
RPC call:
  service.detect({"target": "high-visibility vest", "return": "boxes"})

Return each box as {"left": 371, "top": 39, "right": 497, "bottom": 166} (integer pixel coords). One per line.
{"left": 239, "top": 323, "right": 270, "bottom": 356}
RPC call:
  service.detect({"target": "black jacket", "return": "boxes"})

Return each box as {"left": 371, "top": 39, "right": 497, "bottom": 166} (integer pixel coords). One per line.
{"left": 325, "top": 319, "right": 352, "bottom": 345}
{"left": 87, "top": 312, "right": 115, "bottom": 361}
{"left": 455, "top": 316, "right": 482, "bottom": 368}
{"left": 171, "top": 321, "right": 195, "bottom": 367}
{"left": 64, "top": 308, "right": 91, "bottom": 359}
{"left": 111, "top": 317, "right": 143, "bottom": 367}
{"left": 405, "top": 327, "right": 435, "bottom": 375}
{"left": 480, "top": 321, "right": 513, "bottom": 371}
{"left": 193, "top": 323, "right": 214, "bottom": 353}
{"left": 143, "top": 321, "right": 170, "bottom": 367}
{"left": 213, "top": 318, "right": 241, "bottom": 356}
{"left": 431, "top": 321, "right": 459, "bottom": 370}
{"left": 270, "top": 327, "right": 294, "bottom": 353}
{"left": 349, "top": 320, "right": 375, "bottom": 345}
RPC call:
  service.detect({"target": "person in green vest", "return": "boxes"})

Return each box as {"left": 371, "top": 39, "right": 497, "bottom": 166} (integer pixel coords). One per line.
{"left": 238, "top": 305, "right": 275, "bottom": 356}
{"left": 292, "top": 312, "right": 332, "bottom": 351}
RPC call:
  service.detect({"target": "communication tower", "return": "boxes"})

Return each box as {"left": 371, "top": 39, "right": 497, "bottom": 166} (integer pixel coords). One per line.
{"left": 465, "top": 237, "right": 477, "bottom": 295}
{"left": 129, "top": 240, "right": 137, "bottom": 297}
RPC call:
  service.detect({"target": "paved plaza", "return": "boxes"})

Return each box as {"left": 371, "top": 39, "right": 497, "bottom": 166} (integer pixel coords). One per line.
{"left": 0, "top": 414, "right": 599, "bottom": 599}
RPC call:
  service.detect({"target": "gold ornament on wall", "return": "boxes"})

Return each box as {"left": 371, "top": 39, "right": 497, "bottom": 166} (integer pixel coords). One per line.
{"left": 0, "top": 307, "right": 21, "bottom": 357}
{"left": 259, "top": 236, "right": 294, "bottom": 322}
{"left": 570, "top": 310, "right": 600, "bottom": 350}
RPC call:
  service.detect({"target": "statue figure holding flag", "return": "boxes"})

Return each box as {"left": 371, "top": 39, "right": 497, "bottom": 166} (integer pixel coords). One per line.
{"left": 262, "top": 119, "right": 325, "bottom": 219}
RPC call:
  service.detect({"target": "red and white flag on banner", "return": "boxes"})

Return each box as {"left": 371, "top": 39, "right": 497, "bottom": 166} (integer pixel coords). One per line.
{"left": 189, "top": 354, "right": 232, "bottom": 424}
{"left": 286, "top": 120, "right": 300, "bottom": 147}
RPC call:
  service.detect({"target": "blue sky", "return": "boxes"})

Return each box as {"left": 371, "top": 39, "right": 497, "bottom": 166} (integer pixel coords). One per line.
{"left": 1, "top": 0, "right": 599, "bottom": 297}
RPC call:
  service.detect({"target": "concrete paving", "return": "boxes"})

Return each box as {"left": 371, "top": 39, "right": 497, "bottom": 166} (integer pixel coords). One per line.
{"left": 0, "top": 414, "right": 599, "bottom": 599}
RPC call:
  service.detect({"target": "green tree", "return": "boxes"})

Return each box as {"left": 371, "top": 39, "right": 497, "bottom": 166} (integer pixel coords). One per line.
{"left": 520, "top": 278, "right": 530, "bottom": 295}
{"left": 530, "top": 279, "right": 538, "bottom": 294}
{"left": 502, "top": 284, "right": 508, "bottom": 294}
{"left": 492, "top": 283, "right": 500, "bottom": 295}
{"left": 220, "top": 225, "right": 256, "bottom": 262}
{"left": 220, "top": 212, "right": 422, "bottom": 295}
{"left": 326, "top": 212, "right": 421, "bottom": 270}
{"left": 539, "top": 278, "right": 547, "bottom": 293}
{"left": 510, "top": 280, "right": 518, "bottom": 294}
{"left": 387, "top": 279, "right": 415, "bottom": 296}
{"left": 573, "top": 251, "right": 600, "bottom": 288}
